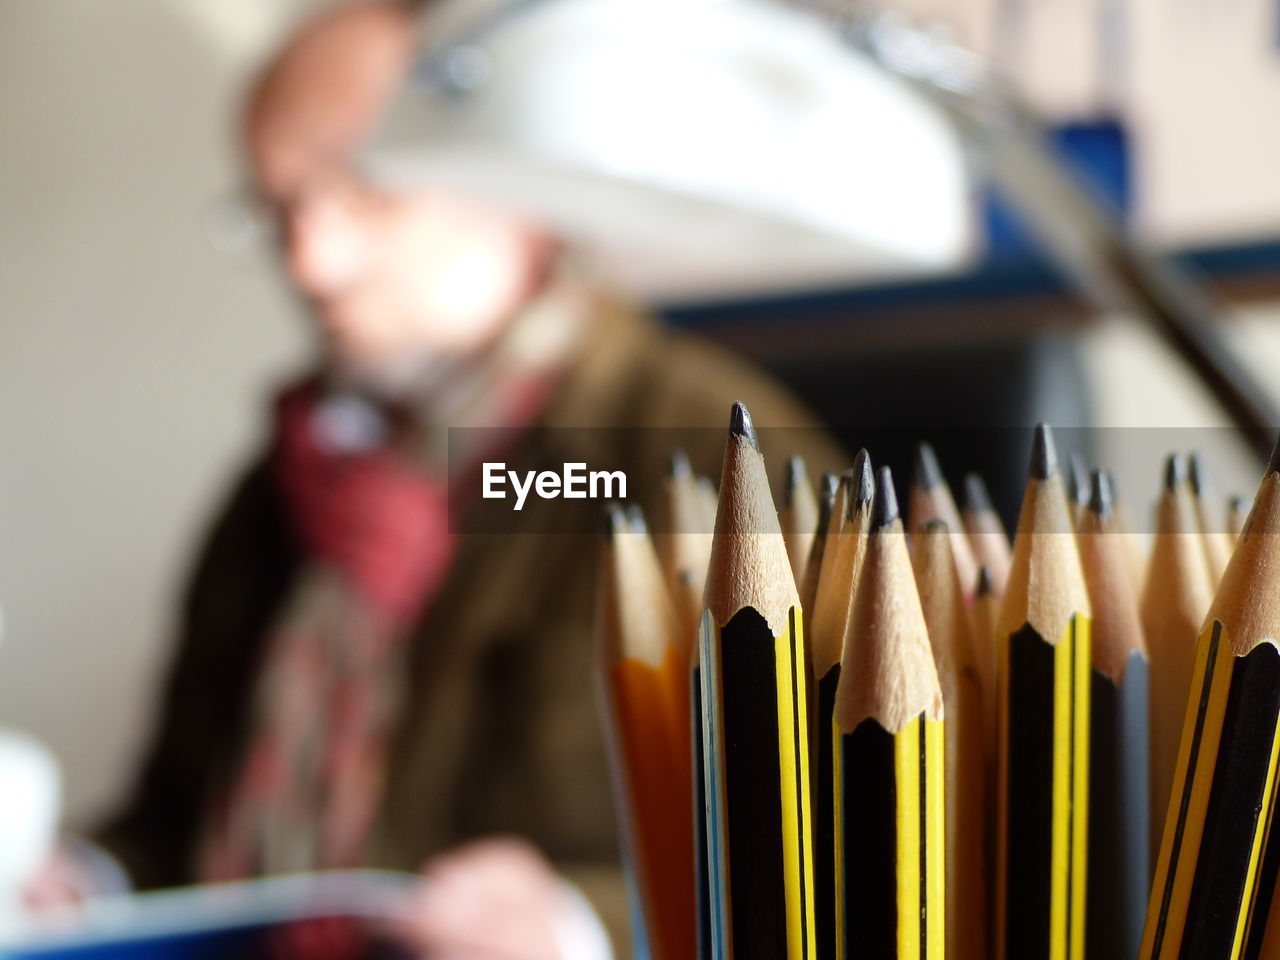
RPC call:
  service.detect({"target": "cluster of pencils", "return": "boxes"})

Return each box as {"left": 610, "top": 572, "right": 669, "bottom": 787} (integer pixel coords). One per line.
{"left": 595, "top": 400, "right": 1280, "bottom": 960}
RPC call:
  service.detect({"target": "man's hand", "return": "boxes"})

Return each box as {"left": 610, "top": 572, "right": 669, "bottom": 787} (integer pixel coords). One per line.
{"left": 392, "top": 838, "right": 565, "bottom": 960}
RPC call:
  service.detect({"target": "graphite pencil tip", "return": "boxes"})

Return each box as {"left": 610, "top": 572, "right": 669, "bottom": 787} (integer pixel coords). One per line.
{"left": 817, "top": 472, "right": 838, "bottom": 527}
{"left": 976, "top": 564, "right": 995, "bottom": 596}
{"left": 1029, "top": 423, "right": 1058, "bottom": 480}
{"left": 602, "top": 503, "right": 626, "bottom": 538}
{"left": 1188, "top": 451, "right": 1208, "bottom": 496}
{"left": 669, "top": 449, "right": 692, "bottom": 477}
{"left": 852, "top": 448, "right": 875, "bottom": 511}
{"left": 1164, "top": 453, "right": 1186, "bottom": 490}
{"left": 872, "top": 466, "right": 899, "bottom": 530}
{"left": 1089, "top": 470, "right": 1113, "bottom": 519}
{"left": 728, "top": 401, "right": 760, "bottom": 453}
{"left": 785, "top": 455, "right": 806, "bottom": 505}
{"left": 913, "top": 442, "right": 944, "bottom": 491}
{"left": 626, "top": 504, "right": 648, "bottom": 534}
{"left": 963, "top": 472, "right": 993, "bottom": 513}
{"left": 1268, "top": 435, "right": 1280, "bottom": 476}
{"left": 1068, "top": 451, "right": 1088, "bottom": 505}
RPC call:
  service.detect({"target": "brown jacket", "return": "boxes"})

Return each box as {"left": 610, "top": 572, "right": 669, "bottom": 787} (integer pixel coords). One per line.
{"left": 96, "top": 300, "right": 843, "bottom": 950}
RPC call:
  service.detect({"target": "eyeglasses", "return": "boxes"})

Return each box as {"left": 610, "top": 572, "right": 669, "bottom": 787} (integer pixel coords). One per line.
{"left": 202, "top": 161, "right": 391, "bottom": 263}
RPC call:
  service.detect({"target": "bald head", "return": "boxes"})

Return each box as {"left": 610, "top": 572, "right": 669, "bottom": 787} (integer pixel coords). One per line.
{"left": 246, "top": 1, "right": 415, "bottom": 196}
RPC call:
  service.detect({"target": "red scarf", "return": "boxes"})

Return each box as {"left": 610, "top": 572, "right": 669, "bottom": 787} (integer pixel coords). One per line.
{"left": 199, "top": 383, "right": 456, "bottom": 881}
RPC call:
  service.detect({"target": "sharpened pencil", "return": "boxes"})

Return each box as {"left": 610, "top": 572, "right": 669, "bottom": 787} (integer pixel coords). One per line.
{"left": 811, "top": 453, "right": 873, "bottom": 960}
{"left": 810, "top": 462, "right": 870, "bottom": 682}
{"left": 1109, "top": 474, "right": 1149, "bottom": 597}
{"left": 597, "top": 505, "right": 697, "bottom": 960}
{"left": 834, "top": 466, "right": 946, "bottom": 960}
{"left": 660, "top": 450, "right": 714, "bottom": 654}
{"left": 700, "top": 402, "right": 816, "bottom": 960}
{"left": 1078, "top": 470, "right": 1150, "bottom": 960}
{"left": 996, "top": 424, "right": 1092, "bottom": 960}
{"left": 963, "top": 472, "right": 1012, "bottom": 597}
{"left": 1189, "top": 451, "right": 1233, "bottom": 585}
{"left": 914, "top": 518, "right": 986, "bottom": 960}
{"left": 800, "top": 473, "right": 841, "bottom": 618}
{"left": 783, "top": 455, "right": 820, "bottom": 588}
{"left": 908, "top": 443, "right": 978, "bottom": 601}
{"left": 1140, "top": 441, "right": 1280, "bottom": 960}
{"left": 1143, "top": 454, "right": 1214, "bottom": 866}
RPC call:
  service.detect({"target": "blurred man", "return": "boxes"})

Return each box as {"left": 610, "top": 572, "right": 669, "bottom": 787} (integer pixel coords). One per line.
{"left": 92, "top": 2, "right": 840, "bottom": 956}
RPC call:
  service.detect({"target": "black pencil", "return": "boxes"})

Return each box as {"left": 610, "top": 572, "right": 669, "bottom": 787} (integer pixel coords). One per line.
{"left": 1140, "top": 442, "right": 1280, "bottom": 960}
{"left": 834, "top": 466, "right": 945, "bottom": 959}
{"left": 1078, "top": 470, "right": 1150, "bottom": 960}
{"left": 995, "top": 424, "right": 1092, "bottom": 960}
{"left": 810, "top": 452, "right": 872, "bottom": 960}
{"left": 700, "top": 402, "right": 816, "bottom": 960}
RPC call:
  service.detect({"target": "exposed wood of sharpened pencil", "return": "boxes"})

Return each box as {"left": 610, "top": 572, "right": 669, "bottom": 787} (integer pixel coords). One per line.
{"left": 660, "top": 450, "right": 714, "bottom": 657}
{"left": 1140, "top": 441, "right": 1280, "bottom": 960}
{"left": 908, "top": 443, "right": 978, "bottom": 600}
{"left": 1189, "top": 451, "right": 1233, "bottom": 586}
{"left": 810, "top": 452, "right": 872, "bottom": 960}
{"left": 783, "top": 455, "right": 820, "bottom": 588}
{"left": 962, "top": 472, "right": 1013, "bottom": 597}
{"left": 971, "top": 565, "right": 1001, "bottom": 766}
{"left": 996, "top": 423, "right": 1092, "bottom": 960}
{"left": 597, "top": 505, "right": 697, "bottom": 960}
{"left": 1109, "top": 477, "right": 1150, "bottom": 605}
{"left": 914, "top": 518, "right": 986, "bottom": 960}
{"left": 811, "top": 456, "right": 873, "bottom": 681}
{"left": 1143, "top": 454, "right": 1214, "bottom": 870}
{"left": 700, "top": 402, "right": 815, "bottom": 960}
{"left": 834, "top": 466, "right": 945, "bottom": 960}
{"left": 799, "top": 473, "right": 840, "bottom": 618}
{"left": 1078, "top": 471, "right": 1150, "bottom": 960}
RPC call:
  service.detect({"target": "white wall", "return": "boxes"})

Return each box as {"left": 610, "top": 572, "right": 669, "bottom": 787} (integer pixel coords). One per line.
{"left": 0, "top": 1, "right": 319, "bottom": 825}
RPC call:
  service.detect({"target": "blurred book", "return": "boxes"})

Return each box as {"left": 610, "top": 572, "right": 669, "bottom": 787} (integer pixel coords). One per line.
{"left": 0, "top": 871, "right": 418, "bottom": 960}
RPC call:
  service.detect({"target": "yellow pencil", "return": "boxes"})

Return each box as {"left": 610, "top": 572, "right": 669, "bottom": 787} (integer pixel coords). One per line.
{"left": 810, "top": 452, "right": 872, "bottom": 960}
{"left": 834, "top": 467, "right": 945, "bottom": 960}
{"left": 914, "top": 518, "right": 985, "bottom": 960}
{"left": 995, "top": 424, "right": 1091, "bottom": 960}
{"left": 1143, "top": 454, "right": 1214, "bottom": 866}
{"left": 1140, "top": 442, "right": 1280, "bottom": 960}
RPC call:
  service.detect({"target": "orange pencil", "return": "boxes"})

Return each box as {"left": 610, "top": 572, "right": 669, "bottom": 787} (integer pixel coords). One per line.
{"left": 597, "top": 505, "right": 696, "bottom": 960}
